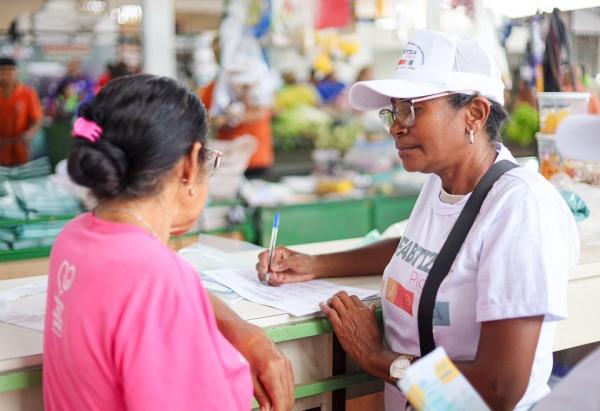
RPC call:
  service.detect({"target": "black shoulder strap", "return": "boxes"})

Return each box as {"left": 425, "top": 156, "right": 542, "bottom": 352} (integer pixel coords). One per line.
{"left": 417, "top": 159, "right": 518, "bottom": 356}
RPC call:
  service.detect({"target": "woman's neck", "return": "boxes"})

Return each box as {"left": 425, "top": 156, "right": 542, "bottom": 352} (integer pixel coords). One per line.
{"left": 438, "top": 143, "right": 497, "bottom": 195}
{"left": 94, "top": 197, "right": 174, "bottom": 244}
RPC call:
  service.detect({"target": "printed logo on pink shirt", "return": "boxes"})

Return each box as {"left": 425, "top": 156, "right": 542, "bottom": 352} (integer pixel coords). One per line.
{"left": 52, "top": 260, "right": 76, "bottom": 338}
{"left": 58, "top": 261, "right": 76, "bottom": 293}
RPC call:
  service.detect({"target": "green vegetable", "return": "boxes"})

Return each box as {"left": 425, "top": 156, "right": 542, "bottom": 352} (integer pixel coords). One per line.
{"left": 273, "top": 105, "right": 364, "bottom": 152}
{"left": 504, "top": 103, "right": 539, "bottom": 147}
{"left": 314, "top": 120, "right": 363, "bottom": 151}
{"left": 273, "top": 105, "right": 331, "bottom": 151}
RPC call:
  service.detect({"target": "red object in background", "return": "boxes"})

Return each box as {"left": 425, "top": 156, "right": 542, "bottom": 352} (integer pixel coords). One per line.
{"left": 94, "top": 72, "right": 110, "bottom": 94}
{"left": 451, "top": 0, "right": 475, "bottom": 17}
{"left": 315, "top": 0, "right": 352, "bottom": 29}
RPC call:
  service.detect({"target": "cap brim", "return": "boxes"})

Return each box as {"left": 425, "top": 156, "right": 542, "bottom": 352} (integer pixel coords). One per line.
{"left": 349, "top": 79, "right": 446, "bottom": 111}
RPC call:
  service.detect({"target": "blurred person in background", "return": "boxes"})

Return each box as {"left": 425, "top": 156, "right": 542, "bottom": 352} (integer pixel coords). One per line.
{"left": 47, "top": 59, "right": 94, "bottom": 118}
{"left": 201, "top": 34, "right": 274, "bottom": 178}
{"left": 355, "top": 66, "right": 374, "bottom": 83}
{"left": 273, "top": 71, "right": 319, "bottom": 113}
{"left": 200, "top": 36, "right": 221, "bottom": 110}
{"left": 515, "top": 79, "right": 537, "bottom": 109}
{"left": 0, "top": 57, "right": 43, "bottom": 166}
{"left": 95, "top": 61, "right": 131, "bottom": 94}
{"left": 560, "top": 64, "right": 600, "bottom": 114}
{"left": 314, "top": 71, "right": 346, "bottom": 105}
{"left": 213, "top": 67, "right": 274, "bottom": 178}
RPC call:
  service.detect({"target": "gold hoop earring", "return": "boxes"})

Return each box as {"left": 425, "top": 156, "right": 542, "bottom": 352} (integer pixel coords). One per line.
{"left": 469, "top": 129, "right": 474, "bottom": 144}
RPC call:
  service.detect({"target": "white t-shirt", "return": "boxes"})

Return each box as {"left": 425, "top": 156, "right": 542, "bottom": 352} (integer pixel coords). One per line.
{"left": 382, "top": 144, "right": 580, "bottom": 410}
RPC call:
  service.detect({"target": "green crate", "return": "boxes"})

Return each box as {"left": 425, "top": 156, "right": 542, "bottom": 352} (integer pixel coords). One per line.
{"left": 372, "top": 195, "right": 418, "bottom": 233}
{"left": 44, "top": 120, "right": 73, "bottom": 169}
{"left": 258, "top": 199, "right": 372, "bottom": 247}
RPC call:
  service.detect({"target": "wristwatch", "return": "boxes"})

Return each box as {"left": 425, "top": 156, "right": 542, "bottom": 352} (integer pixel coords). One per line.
{"left": 389, "top": 354, "right": 414, "bottom": 383}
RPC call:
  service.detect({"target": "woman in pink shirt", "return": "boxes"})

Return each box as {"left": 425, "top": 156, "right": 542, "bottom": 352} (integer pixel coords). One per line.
{"left": 43, "top": 74, "right": 294, "bottom": 411}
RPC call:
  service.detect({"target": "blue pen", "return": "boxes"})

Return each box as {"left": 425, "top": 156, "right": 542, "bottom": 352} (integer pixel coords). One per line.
{"left": 264, "top": 212, "right": 280, "bottom": 285}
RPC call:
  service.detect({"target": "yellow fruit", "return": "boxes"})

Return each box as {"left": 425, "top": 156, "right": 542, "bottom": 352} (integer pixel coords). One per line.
{"left": 542, "top": 109, "right": 571, "bottom": 134}
{"left": 340, "top": 39, "right": 359, "bottom": 56}
{"left": 314, "top": 52, "right": 333, "bottom": 75}
{"left": 335, "top": 181, "right": 353, "bottom": 193}
{"left": 316, "top": 180, "right": 353, "bottom": 195}
{"left": 556, "top": 109, "right": 570, "bottom": 128}
{"left": 542, "top": 112, "right": 558, "bottom": 134}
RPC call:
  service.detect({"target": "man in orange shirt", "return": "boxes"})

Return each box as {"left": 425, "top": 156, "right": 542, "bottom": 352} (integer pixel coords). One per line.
{"left": 0, "top": 57, "right": 43, "bottom": 166}
{"left": 200, "top": 36, "right": 274, "bottom": 177}
{"left": 206, "top": 71, "right": 274, "bottom": 178}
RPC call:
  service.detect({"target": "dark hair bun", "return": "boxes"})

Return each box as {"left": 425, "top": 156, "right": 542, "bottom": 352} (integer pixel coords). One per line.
{"left": 66, "top": 74, "right": 208, "bottom": 202}
{"left": 68, "top": 139, "right": 129, "bottom": 199}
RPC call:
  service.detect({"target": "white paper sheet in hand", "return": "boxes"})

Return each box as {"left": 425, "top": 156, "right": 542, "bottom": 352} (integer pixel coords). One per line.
{"left": 398, "top": 346, "right": 490, "bottom": 411}
{"left": 203, "top": 268, "right": 378, "bottom": 316}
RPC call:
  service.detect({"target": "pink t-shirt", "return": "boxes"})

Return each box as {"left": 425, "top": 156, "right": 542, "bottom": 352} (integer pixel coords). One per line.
{"left": 43, "top": 213, "right": 252, "bottom": 411}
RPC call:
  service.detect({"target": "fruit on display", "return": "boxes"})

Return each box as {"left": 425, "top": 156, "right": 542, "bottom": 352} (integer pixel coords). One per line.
{"left": 315, "top": 179, "right": 353, "bottom": 195}
{"left": 540, "top": 154, "right": 561, "bottom": 180}
{"left": 564, "top": 161, "right": 600, "bottom": 186}
{"left": 314, "top": 120, "right": 363, "bottom": 152}
{"left": 272, "top": 105, "right": 331, "bottom": 150}
{"left": 505, "top": 103, "right": 539, "bottom": 147}
{"left": 541, "top": 109, "right": 570, "bottom": 134}
{"left": 339, "top": 39, "right": 359, "bottom": 57}
{"left": 273, "top": 105, "right": 363, "bottom": 152}
{"left": 314, "top": 52, "right": 333, "bottom": 75}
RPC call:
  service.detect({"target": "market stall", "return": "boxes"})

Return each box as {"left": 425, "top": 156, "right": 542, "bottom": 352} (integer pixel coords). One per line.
{"left": 0, "top": 234, "right": 599, "bottom": 411}
{"left": 1, "top": 1, "right": 600, "bottom": 410}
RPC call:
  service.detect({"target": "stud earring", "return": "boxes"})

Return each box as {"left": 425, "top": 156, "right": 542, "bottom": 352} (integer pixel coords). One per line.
{"left": 469, "top": 129, "right": 474, "bottom": 144}
{"left": 188, "top": 188, "right": 196, "bottom": 196}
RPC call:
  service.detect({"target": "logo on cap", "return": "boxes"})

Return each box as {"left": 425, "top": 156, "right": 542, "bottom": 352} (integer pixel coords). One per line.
{"left": 397, "top": 42, "right": 424, "bottom": 70}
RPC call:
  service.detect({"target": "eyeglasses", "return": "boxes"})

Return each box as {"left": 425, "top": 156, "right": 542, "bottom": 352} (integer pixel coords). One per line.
{"left": 204, "top": 148, "right": 223, "bottom": 177}
{"left": 378, "top": 91, "right": 458, "bottom": 134}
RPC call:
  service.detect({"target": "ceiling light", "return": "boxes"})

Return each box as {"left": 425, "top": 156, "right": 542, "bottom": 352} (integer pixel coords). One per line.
{"left": 79, "top": 0, "right": 108, "bottom": 15}
{"left": 111, "top": 5, "right": 143, "bottom": 25}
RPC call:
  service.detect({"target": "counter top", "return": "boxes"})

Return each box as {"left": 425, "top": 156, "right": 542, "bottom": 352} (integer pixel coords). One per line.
{"left": 1, "top": 237, "right": 599, "bottom": 390}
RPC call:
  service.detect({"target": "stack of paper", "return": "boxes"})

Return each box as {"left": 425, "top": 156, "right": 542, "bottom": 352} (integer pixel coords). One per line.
{"left": 203, "top": 268, "right": 378, "bottom": 316}
{"left": 0, "top": 279, "right": 48, "bottom": 332}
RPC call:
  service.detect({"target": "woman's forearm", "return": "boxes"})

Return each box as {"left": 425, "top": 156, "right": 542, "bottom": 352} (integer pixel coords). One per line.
{"left": 209, "top": 293, "right": 261, "bottom": 343}
{"left": 314, "top": 237, "right": 400, "bottom": 278}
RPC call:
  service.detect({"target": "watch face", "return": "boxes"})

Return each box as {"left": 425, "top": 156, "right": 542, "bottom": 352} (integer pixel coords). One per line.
{"left": 390, "top": 357, "right": 412, "bottom": 380}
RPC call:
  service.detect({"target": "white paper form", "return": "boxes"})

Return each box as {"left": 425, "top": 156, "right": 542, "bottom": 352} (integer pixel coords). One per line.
{"left": 178, "top": 245, "right": 246, "bottom": 305}
{"left": 0, "top": 279, "right": 48, "bottom": 332}
{"left": 203, "top": 268, "right": 378, "bottom": 316}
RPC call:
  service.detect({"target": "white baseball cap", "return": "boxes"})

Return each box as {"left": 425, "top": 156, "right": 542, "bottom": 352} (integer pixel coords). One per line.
{"left": 349, "top": 30, "right": 505, "bottom": 110}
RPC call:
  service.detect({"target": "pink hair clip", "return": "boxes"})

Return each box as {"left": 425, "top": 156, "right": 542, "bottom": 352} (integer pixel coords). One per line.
{"left": 71, "top": 117, "right": 103, "bottom": 143}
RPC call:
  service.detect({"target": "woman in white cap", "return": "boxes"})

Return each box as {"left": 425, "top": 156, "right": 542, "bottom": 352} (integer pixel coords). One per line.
{"left": 257, "top": 30, "right": 579, "bottom": 410}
